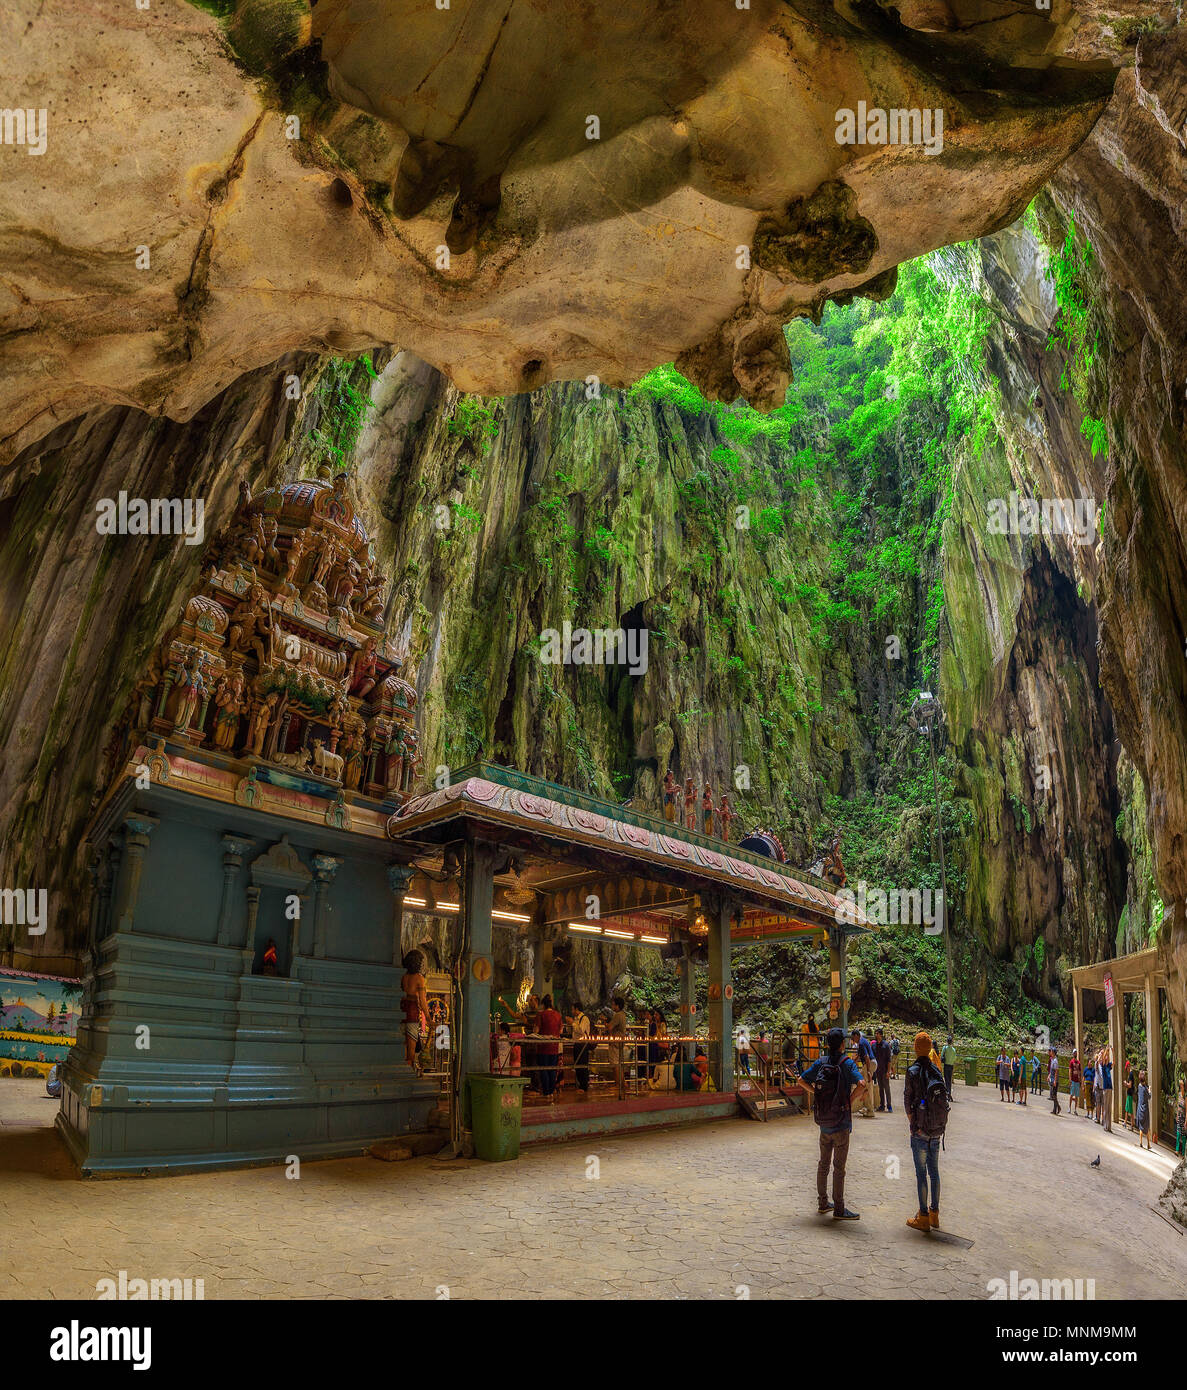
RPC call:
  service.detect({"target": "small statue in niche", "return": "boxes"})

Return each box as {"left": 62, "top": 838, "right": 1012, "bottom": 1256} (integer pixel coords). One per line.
{"left": 347, "top": 636, "right": 379, "bottom": 698}
{"left": 821, "top": 830, "right": 847, "bottom": 888}
{"left": 683, "top": 776, "right": 696, "bottom": 831}
{"left": 329, "top": 554, "right": 361, "bottom": 608}
{"left": 341, "top": 728, "right": 365, "bottom": 791}
{"left": 662, "top": 769, "right": 678, "bottom": 822}
{"left": 279, "top": 530, "right": 307, "bottom": 599}
{"left": 402, "top": 730, "right": 420, "bottom": 792}
{"left": 385, "top": 722, "right": 407, "bottom": 796}
{"left": 251, "top": 516, "right": 281, "bottom": 571}
{"left": 132, "top": 646, "right": 164, "bottom": 729}
{"left": 261, "top": 937, "right": 280, "bottom": 976}
{"left": 718, "top": 792, "right": 734, "bottom": 843}
{"left": 169, "top": 648, "right": 206, "bottom": 736}
{"left": 702, "top": 784, "right": 714, "bottom": 836}
{"left": 246, "top": 690, "right": 280, "bottom": 758}
{"left": 210, "top": 668, "right": 246, "bottom": 751}
{"left": 227, "top": 583, "right": 274, "bottom": 668}
{"left": 327, "top": 686, "right": 349, "bottom": 730}
{"left": 356, "top": 565, "right": 386, "bottom": 621}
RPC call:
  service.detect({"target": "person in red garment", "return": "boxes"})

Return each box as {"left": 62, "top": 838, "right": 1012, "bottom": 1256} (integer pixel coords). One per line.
{"left": 537, "top": 995, "right": 564, "bottom": 1102}
{"left": 400, "top": 949, "right": 430, "bottom": 1074}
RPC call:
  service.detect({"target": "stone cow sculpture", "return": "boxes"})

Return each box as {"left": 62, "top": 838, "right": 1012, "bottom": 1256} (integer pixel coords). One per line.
{"left": 312, "top": 738, "right": 344, "bottom": 782}
{"left": 273, "top": 746, "right": 311, "bottom": 772}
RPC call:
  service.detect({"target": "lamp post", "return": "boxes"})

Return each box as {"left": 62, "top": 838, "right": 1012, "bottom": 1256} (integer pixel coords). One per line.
{"left": 911, "top": 691, "right": 954, "bottom": 1037}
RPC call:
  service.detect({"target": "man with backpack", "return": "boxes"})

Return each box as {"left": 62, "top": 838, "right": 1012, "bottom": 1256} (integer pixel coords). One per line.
{"left": 801, "top": 1026, "right": 867, "bottom": 1220}
{"left": 904, "top": 1031, "right": 949, "bottom": 1232}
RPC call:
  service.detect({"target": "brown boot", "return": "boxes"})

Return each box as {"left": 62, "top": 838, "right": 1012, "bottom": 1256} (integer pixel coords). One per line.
{"left": 906, "top": 1211, "right": 930, "bottom": 1232}
{"left": 928, "top": 1210, "right": 939, "bottom": 1229}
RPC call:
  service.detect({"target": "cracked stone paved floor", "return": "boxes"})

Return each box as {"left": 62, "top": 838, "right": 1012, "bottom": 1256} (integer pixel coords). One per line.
{"left": 1, "top": 1077, "right": 1182, "bottom": 1299}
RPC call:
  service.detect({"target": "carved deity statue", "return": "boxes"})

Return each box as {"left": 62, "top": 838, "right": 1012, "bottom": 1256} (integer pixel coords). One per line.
{"left": 718, "top": 792, "right": 734, "bottom": 843}
{"left": 822, "top": 830, "right": 847, "bottom": 889}
{"left": 329, "top": 554, "right": 361, "bottom": 608}
{"left": 702, "top": 784, "right": 714, "bottom": 837}
{"left": 683, "top": 776, "right": 696, "bottom": 831}
{"left": 347, "top": 637, "right": 379, "bottom": 698}
{"left": 211, "top": 668, "right": 246, "bottom": 751}
{"left": 341, "top": 728, "right": 365, "bottom": 792}
{"left": 169, "top": 648, "right": 206, "bottom": 736}
{"left": 662, "top": 769, "right": 678, "bottom": 822}
{"left": 385, "top": 722, "right": 407, "bottom": 796}
{"left": 247, "top": 691, "right": 280, "bottom": 758}
{"left": 279, "top": 530, "right": 307, "bottom": 598}
{"left": 227, "top": 584, "right": 274, "bottom": 669}
{"left": 356, "top": 564, "right": 386, "bottom": 620}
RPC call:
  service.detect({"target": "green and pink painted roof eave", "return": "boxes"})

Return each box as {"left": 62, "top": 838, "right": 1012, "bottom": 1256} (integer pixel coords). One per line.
{"left": 386, "top": 763, "right": 873, "bottom": 937}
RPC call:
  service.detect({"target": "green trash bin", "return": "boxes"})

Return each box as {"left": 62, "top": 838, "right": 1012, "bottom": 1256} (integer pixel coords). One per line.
{"left": 964, "top": 1056, "right": 979, "bottom": 1087}
{"left": 468, "top": 1074, "right": 530, "bottom": 1162}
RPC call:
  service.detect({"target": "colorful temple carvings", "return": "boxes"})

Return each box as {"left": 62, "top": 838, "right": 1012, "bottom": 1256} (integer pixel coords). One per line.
{"left": 104, "top": 471, "right": 420, "bottom": 805}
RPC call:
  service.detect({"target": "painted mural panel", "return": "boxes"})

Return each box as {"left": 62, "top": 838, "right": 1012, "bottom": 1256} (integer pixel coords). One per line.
{"left": 0, "top": 968, "right": 81, "bottom": 1077}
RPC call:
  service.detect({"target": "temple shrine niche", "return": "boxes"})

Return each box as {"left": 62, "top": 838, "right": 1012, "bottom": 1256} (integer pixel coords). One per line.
{"left": 104, "top": 470, "right": 421, "bottom": 805}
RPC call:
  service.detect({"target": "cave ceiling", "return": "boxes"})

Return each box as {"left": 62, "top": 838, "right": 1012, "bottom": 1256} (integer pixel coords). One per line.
{"left": 0, "top": 0, "right": 1128, "bottom": 466}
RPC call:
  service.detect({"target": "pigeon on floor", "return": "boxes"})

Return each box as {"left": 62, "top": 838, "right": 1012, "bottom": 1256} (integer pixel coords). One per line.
{"left": 1090, "top": 1155, "right": 1101, "bottom": 1167}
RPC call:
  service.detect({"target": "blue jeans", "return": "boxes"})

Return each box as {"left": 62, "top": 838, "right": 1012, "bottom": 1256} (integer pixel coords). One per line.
{"left": 911, "top": 1134, "right": 941, "bottom": 1212}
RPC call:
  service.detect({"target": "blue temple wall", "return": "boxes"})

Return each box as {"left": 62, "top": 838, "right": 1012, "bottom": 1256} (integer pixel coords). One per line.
{"left": 57, "top": 775, "right": 437, "bottom": 1177}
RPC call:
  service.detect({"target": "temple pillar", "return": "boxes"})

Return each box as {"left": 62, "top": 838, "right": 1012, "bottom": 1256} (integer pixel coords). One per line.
{"left": 310, "top": 854, "right": 341, "bottom": 959}
{"left": 112, "top": 813, "right": 158, "bottom": 934}
{"left": 538, "top": 933, "right": 554, "bottom": 1002}
{"left": 678, "top": 942, "right": 695, "bottom": 1061}
{"left": 828, "top": 927, "right": 848, "bottom": 1031}
{"left": 459, "top": 840, "right": 501, "bottom": 1082}
{"left": 1073, "top": 983, "right": 1084, "bottom": 1070}
{"left": 387, "top": 864, "right": 415, "bottom": 966}
{"left": 216, "top": 834, "right": 254, "bottom": 947}
{"left": 1114, "top": 995, "right": 1126, "bottom": 1124}
{"left": 85, "top": 849, "right": 105, "bottom": 963}
{"left": 242, "top": 885, "right": 260, "bottom": 975}
{"left": 1146, "top": 973, "right": 1161, "bottom": 1145}
{"left": 708, "top": 898, "right": 734, "bottom": 1092}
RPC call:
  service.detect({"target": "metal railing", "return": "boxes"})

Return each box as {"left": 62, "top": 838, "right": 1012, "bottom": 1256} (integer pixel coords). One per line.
{"left": 490, "top": 1028, "right": 727, "bottom": 1098}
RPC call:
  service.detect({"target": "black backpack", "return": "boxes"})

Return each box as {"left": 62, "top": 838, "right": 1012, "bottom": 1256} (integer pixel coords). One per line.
{"left": 914, "top": 1061, "right": 950, "bottom": 1141}
{"left": 812, "top": 1060, "right": 850, "bottom": 1129}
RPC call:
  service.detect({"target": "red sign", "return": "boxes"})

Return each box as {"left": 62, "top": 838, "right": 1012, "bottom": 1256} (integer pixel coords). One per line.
{"left": 1104, "top": 974, "right": 1115, "bottom": 1010}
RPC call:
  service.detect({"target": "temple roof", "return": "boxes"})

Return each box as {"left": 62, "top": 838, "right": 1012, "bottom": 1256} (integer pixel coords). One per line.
{"left": 388, "top": 763, "right": 872, "bottom": 937}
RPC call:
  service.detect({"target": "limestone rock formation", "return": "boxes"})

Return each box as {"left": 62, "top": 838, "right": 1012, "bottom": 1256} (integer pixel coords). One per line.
{"left": 1, "top": 0, "right": 1121, "bottom": 464}
{"left": 1159, "top": 1160, "right": 1187, "bottom": 1230}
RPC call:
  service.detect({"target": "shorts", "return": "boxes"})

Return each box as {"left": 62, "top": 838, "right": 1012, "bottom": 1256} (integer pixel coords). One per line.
{"left": 1125, "top": 1095, "right": 1134, "bottom": 1114}
{"left": 1070, "top": 1081, "right": 1080, "bottom": 1097}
